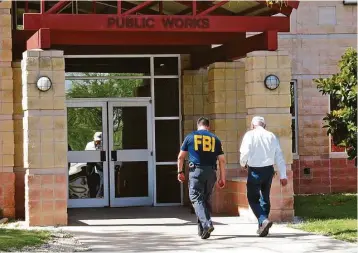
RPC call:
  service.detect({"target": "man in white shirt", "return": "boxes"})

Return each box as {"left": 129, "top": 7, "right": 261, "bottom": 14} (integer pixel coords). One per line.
{"left": 85, "top": 132, "right": 102, "bottom": 151}
{"left": 239, "top": 116, "right": 288, "bottom": 237}
{"left": 85, "top": 132, "right": 104, "bottom": 198}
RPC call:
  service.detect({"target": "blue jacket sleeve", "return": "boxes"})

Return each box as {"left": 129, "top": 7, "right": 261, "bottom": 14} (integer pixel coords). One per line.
{"left": 180, "top": 135, "right": 190, "bottom": 151}
{"left": 216, "top": 137, "right": 224, "bottom": 155}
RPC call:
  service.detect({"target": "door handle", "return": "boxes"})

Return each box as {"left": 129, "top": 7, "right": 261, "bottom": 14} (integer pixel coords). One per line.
{"left": 100, "top": 151, "right": 106, "bottom": 162}
{"left": 111, "top": 151, "right": 117, "bottom": 161}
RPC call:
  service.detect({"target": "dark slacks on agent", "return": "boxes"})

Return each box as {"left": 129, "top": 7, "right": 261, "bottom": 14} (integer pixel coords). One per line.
{"left": 247, "top": 165, "right": 275, "bottom": 225}
{"left": 189, "top": 165, "right": 217, "bottom": 229}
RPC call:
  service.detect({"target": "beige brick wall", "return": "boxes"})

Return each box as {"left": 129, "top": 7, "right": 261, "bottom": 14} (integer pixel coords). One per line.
{"left": 181, "top": 68, "right": 209, "bottom": 205}
{"left": 0, "top": 0, "right": 14, "bottom": 173}
{"left": 22, "top": 50, "right": 68, "bottom": 226}
{"left": 245, "top": 51, "right": 293, "bottom": 166}
{"left": 13, "top": 62, "right": 25, "bottom": 218}
{"left": 182, "top": 69, "right": 209, "bottom": 136}
{"left": 203, "top": 53, "right": 294, "bottom": 221}
{"left": 243, "top": 51, "right": 294, "bottom": 221}
{"left": 22, "top": 51, "right": 67, "bottom": 171}
{"left": 13, "top": 62, "right": 23, "bottom": 170}
{"left": 182, "top": 61, "right": 247, "bottom": 179}
{"left": 279, "top": 1, "right": 357, "bottom": 157}
{"left": 207, "top": 62, "right": 247, "bottom": 173}
{"left": 0, "top": 0, "right": 15, "bottom": 219}
{"left": 291, "top": 1, "right": 356, "bottom": 34}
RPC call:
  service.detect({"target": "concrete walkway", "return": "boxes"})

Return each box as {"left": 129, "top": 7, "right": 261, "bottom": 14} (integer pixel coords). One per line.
{"left": 61, "top": 207, "right": 357, "bottom": 253}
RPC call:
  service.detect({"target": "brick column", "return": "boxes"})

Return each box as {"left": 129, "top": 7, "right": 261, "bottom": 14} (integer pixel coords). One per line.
{"left": 244, "top": 51, "right": 294, "bottom": 222}
{"left": 0, "top": 0, "right": 15, "bottom": 219}
{"left": 182, "top": 69, "right": 209, "bottom": 134}
{"left": 182, "top": 69, "right": 209, "bottom": 206}
{"left": 13, "top": 62, "right": 26, "bottom": 218}
{"left": 22, "top": 50, "right": 68, "bottom": 226}
{"left": 206, "top": 62, "right": 248, "bottom": 214}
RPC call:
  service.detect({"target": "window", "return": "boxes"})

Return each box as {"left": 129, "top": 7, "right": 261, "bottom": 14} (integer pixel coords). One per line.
{"left": 318, "top": 7, "right": 336, "bottom": 25}
{"left": 290, "top": 80, "right": 298, "bottom": 155}
{"left": 153, "top": 56, "right": 182, "bottom": 204}
{"left": 329, "top": 95, "right": 347, "bottom": 155}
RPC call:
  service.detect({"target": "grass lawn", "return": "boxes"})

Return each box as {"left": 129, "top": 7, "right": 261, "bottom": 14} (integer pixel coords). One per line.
{"left": 292, "top": 194, "right": 357, "bottom": 243}
{"left": 0, "top": 228, "right": 51, "bottom": 251}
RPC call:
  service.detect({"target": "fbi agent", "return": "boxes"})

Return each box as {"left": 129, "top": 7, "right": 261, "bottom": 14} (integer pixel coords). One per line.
{"left": 177, "top": 117, "right": 226, "bottom": 239}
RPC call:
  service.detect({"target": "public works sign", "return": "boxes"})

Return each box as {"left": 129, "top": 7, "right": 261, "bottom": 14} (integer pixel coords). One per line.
{"left": 107, "top": 16, "right": 210, "bottom": 29}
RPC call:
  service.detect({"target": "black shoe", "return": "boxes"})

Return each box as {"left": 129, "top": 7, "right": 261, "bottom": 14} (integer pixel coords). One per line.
{"left": 201, "top": 226, "right": 214, "bottom": 239}
{"left": 258, "top": 219, "right": 273, "bottom": 237}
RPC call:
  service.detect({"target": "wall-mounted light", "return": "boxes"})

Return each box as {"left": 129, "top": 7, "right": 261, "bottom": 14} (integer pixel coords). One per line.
{"left": 343, "top": 0, "right": 357, "bottom": 5}
{"left": 264, "top": 74, "right": 280, "bottom": 90}
{"left": 36, "top": 76, "right": 52, "bottom": 92}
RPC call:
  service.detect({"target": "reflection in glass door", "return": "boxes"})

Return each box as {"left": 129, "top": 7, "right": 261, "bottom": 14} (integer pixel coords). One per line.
{"left": 65, "top": 55, "right": 181, "bottom": 208}
{"left": 108, "top": 99, "right": 153, "bottom": 207}
{"left": 66, "top": 101, "right": 109, "bottom": 208}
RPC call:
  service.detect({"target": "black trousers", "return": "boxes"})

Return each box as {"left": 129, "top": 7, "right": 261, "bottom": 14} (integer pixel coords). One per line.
{"left": 188, "top": 166, "right": 217, "bottom": 229}
{"left": 247, "top": 165, "right": 275, "bottom": 225}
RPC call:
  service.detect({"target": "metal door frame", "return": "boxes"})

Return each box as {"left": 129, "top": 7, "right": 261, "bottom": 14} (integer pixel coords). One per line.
{"left": 108, "top": 98, "right": 154, "bottom": 207}
{"left": 66, "top": 98, "right": 155, "bottom": 208}
{"left": 65, "top": 54, "right": 183, "bottom": 207}
{"left": 66, "top": 100, "right": 109, "bottom": 208}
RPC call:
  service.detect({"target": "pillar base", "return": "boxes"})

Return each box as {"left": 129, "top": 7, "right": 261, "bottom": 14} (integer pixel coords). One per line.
{"left": 211, "top": 171, "right": 294, "bottom": 222}
{"left": 0, "top": 172, "right": 15, "bottom": 218}
{"left": 212, "top": 178, "right": 247, "bottom": 216}
{"left": 25, "top": 173, "right": 67, "bottom": 226}
{"left": 15, "top": 171, "right": 26, "bottom": 219}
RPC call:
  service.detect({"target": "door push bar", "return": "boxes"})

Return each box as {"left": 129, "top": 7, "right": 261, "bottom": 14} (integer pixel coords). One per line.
{"left": 100, "top": 151, "right": 106, "bottom": 162}
{"left": 111, "top": 151, "right": 117, "bottom": 161}
{"left": 110, "top": 150, "right": 152, "bottom": 161}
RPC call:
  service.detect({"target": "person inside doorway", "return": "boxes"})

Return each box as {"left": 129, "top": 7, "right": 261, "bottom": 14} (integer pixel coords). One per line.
{"left": 85, "top": 132, "right": 104, "bottom": 198}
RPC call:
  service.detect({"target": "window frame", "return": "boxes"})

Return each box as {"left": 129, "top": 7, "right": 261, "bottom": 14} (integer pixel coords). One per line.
{"left": 290, "top": 80, "right": 299, "bottom": 158}
{"left": 328, "top": 94, "right": 348, "bottom": 158}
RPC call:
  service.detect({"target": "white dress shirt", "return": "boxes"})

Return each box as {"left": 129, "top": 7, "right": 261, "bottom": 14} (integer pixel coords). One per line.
{"left": 85, "top": 141, "right": 96, "bottom": 151}
{"left": 239, "top": 126, "right": 287, "bottom": 179}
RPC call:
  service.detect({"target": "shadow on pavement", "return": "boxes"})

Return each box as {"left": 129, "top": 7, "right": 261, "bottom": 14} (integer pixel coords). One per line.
{"left": 65, "top": 230, "right": 357, "bottom": 253}
{"left": 68, "top": 206, "right": 228, "bottom": 227}
{"left": 65, "top": 206, "right": 357, "bottom": 252}
{"left": 210, "top": 233, "right": 313, "bottom": 240}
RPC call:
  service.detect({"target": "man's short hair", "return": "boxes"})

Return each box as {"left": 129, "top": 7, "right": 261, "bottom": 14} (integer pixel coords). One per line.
{"left": 251, "top": 116, "right": 266, "bottom": 127}
{"left": 197, "top": 117, "right": 210, "bottom": 127}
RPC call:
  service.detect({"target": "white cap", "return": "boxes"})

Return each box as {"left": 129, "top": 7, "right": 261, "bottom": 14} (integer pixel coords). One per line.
{"left": 93, "top": 132, "right": 102, "bottom": 141}
{"left": 251, "top": 116, "right": 265, "bottom": 126}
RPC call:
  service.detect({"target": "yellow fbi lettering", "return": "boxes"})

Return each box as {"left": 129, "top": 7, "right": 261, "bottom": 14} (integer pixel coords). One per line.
{"left": 194, "top": 135, "right": 215, "bottom": 152}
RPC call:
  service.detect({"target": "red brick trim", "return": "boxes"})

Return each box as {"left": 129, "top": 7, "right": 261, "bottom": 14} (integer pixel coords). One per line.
{"left": 292, "top": 157, "right": 357, "bottom": 194}
{"left": 0, "top": 172, "right": 15, "bottom": 218}
{"left": 25, "top": 174, "right": 67, "bottom": 226}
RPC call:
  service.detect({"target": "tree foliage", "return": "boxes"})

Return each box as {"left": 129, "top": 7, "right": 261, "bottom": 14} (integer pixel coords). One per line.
{"left": 66, "top": 73, "right": 143, "bottom": 151}
{"left": 315, "top": 47, "right": 357, "bottom": 161}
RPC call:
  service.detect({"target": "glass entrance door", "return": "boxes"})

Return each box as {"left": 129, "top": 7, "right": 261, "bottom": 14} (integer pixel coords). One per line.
{"left": 67, "top": 101, "right": 109, "bottom": 208}
{"left": 108, "top": 99, "right": 154, "bottom": 207}
{"left": 67, "top": 98, "right": 153, "bottom": 208}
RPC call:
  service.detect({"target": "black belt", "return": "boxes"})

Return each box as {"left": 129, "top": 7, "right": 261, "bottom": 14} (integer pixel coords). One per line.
{"left": 248, "top": 165, "right": 274, "bottom": 169}
{"left": 189, "top": 162, "right": 216, "bottom": 170}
